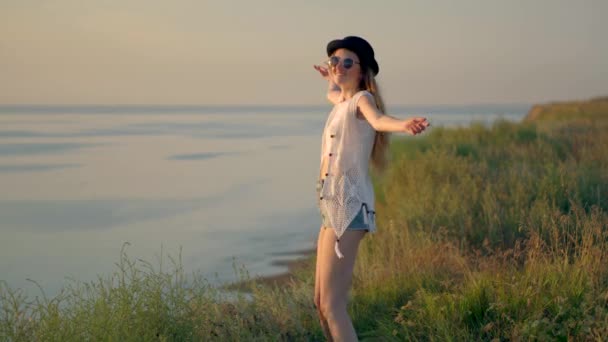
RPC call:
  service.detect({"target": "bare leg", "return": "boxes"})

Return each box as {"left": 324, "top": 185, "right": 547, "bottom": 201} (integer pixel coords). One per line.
{"left": 314, "top": 225, "right": 333, "bottom": 341}
{"left": 319, "top": 229, "right": 366, "bottom": 342}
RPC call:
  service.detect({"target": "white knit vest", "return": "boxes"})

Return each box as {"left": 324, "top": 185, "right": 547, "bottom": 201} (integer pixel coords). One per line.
{"left": 319, "top": 90, "right": 377, "bottom": 259}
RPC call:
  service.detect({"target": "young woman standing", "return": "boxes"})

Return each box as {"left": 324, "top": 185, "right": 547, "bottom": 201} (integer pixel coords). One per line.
{"left": 312, "top": 36, "right": 429, "bottom": 341}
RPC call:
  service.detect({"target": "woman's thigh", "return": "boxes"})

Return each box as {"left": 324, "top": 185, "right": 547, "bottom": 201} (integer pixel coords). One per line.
{"left": 314, "top": 225, "right": 327, "bottom": 306}
{"left": 318, "top": 229, "right": 366, "bottom": 308}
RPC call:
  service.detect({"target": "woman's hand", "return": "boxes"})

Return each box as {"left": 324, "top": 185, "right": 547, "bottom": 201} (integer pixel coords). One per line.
{"left": 315, "top": 64, "right": 340, "bottom": 104}
{"left": 313, "top": 65, "right": 330, "bottom": 81}
{"left": 404, "top": 117, "right": 430, "bottom": 135}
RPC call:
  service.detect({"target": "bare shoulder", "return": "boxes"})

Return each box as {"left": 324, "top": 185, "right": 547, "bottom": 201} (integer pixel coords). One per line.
{"left": 357, "top": 92, "right": 379, "bottom": 113}
{"left": 356, "top": 91, "right": 380, "bottom": 120}
{"left": 357, "top": 91, "right": 376, "bottom": 108}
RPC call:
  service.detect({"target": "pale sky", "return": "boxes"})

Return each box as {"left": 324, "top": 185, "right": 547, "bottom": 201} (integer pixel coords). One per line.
{"left": 1, "top": 0, "right": 607, "bottom": 105}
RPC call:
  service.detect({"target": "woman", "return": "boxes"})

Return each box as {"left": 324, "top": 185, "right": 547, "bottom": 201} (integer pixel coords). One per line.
{"left": 312, "top": 36, "right": 429, "bottom": 341}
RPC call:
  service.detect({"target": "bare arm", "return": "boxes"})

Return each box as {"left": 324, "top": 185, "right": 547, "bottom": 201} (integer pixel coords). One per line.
{"left": 358, "top": 94, "right": 430, "bottom": 135}
{"left": 313, "top": 65, "right": 341, "bottom": 105}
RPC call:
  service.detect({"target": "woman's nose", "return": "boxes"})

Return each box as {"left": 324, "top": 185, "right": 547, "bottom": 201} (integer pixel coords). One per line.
{"left": 335, "top": 62, "right": 347, "bottom": 73}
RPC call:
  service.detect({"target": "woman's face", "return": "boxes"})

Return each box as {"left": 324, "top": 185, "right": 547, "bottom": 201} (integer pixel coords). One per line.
{"left": 328, "top": 48, "right": 362, "bottom": 89}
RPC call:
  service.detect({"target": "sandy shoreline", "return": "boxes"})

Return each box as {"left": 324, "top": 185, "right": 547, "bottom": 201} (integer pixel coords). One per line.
{"left": 220, "top": 246, "right": 317, "bottom": 292}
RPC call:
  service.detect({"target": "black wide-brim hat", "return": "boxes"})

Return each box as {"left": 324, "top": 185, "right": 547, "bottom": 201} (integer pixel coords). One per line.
{"left": 326, "top": 36, "right": 379, "bottom": 76}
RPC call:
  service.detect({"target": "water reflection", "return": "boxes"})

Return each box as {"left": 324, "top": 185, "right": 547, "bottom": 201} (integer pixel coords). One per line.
{"left": 0, "top": 163, "right": 80, "bottom": 173}
{"left": 0, "top": 143, "right": 99, "bottom": 156}
{"left": 0, "top": 198, "right": 212, "bottom": 232}
{"left": 168, "top": 152, "right": 236, "bottom": 160}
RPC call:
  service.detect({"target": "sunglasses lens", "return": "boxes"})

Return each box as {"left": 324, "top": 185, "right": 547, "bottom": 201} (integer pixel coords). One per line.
{"left": 328, "top": 56, "right": 340, "bottom": 67}
{"left": 343, "top": 58, "right": 353, "bottom": 69}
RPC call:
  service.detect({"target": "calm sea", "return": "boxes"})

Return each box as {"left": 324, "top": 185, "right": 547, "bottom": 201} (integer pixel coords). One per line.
{"left": 0, "top": 104, "right": 530, "bottom": 297}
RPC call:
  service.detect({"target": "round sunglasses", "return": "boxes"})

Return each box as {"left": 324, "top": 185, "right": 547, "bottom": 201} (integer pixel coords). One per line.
{"left": 326, "top": 56, "right": 360, "bottom": 70}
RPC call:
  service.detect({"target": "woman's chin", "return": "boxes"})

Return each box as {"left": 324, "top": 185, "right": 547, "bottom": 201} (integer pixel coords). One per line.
{"left": 333, "top": 76, "right": 352, "bottom": 87}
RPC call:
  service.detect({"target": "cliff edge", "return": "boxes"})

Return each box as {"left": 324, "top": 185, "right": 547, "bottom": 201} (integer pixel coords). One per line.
{"left": 524, "top": 95, "right": 608, "bottom": 122}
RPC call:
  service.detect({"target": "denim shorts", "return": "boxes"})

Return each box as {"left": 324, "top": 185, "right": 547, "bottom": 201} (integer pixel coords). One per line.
{"left": 316, "top": 179, "right": 370, "bottom": 231}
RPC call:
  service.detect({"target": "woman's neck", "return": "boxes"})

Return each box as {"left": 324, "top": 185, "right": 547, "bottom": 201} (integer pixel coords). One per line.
{"left": 339, "top": 86, "right": 362, "bottom": 102}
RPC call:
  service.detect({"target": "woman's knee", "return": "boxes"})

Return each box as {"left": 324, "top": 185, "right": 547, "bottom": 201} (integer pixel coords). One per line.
{"left": 319, "top": 296, "right": 347, "bottom": 320}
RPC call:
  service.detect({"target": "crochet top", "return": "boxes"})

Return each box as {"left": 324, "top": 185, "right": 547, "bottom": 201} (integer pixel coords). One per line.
{"left": 318, "top": 90, "right": 377, "bottom": 259}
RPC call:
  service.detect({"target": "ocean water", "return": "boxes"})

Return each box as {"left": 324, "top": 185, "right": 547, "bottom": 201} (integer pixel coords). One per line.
{"left": 0, "top": 104, "right": 530, "bottom": 297}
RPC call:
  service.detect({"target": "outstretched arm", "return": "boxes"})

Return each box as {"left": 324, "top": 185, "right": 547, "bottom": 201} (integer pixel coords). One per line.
{"left": 358, "top": 94, "right": 430, "bottom": 135}
{"left": 313, "top": 65, "right": 341, "bottom": 105}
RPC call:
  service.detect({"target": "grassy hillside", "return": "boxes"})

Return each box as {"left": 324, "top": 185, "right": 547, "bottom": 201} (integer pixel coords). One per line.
{"left": 2, "top": 100, "right": 607, "bottom": 341}
{"left": 524, "top": 95, "right": 608, "bottom": 122}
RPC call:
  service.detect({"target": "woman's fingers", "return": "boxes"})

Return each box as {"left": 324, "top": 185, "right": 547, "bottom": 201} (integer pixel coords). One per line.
{"left": 414, "top": 117, "right": 430, "bottom": 127}
{"left": 313, "top": 65, "right": 330, "bottom": 81}
{"left": 405, "top": 117, "right": 430, "bottom": 135}
{"left": 313, "top": 65, "right": 329, "bottom": 75}
{"left": 406, "top": 124, "right": 419, "bottom": 135}
{"left": 413, "top": 117, "right": 430, "bottom": 133}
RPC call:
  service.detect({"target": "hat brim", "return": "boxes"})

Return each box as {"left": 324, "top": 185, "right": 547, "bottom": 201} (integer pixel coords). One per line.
{"left": 327, "top": 39, "right": 379, "bottom": 76}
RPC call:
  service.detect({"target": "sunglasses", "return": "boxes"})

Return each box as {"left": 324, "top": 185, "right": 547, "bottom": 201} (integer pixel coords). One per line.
{"left": 326, "top": 56, "right": 360, "bottom": 70}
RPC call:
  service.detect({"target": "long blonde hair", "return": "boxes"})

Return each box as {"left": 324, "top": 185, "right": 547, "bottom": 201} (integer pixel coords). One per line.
{"left": 360, "top": 68, "right": 390, "bottom": 172}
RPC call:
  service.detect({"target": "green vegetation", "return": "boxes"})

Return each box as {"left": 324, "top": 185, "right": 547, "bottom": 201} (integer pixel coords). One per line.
{"left": 2, "top": 99, "right": 607, "bottom": 341}
{"left": 524, "top": 95, "right": 608, "bottom": 122}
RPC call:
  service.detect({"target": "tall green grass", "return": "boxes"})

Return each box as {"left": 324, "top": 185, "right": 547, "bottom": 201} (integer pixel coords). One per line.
{"left": 2, "top": 114, "right": 607, "bottom": 340}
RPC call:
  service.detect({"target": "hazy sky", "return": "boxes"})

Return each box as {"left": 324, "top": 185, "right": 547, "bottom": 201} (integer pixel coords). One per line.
{"left": 1, "top": 0, "right": 607, "bottom": 105}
